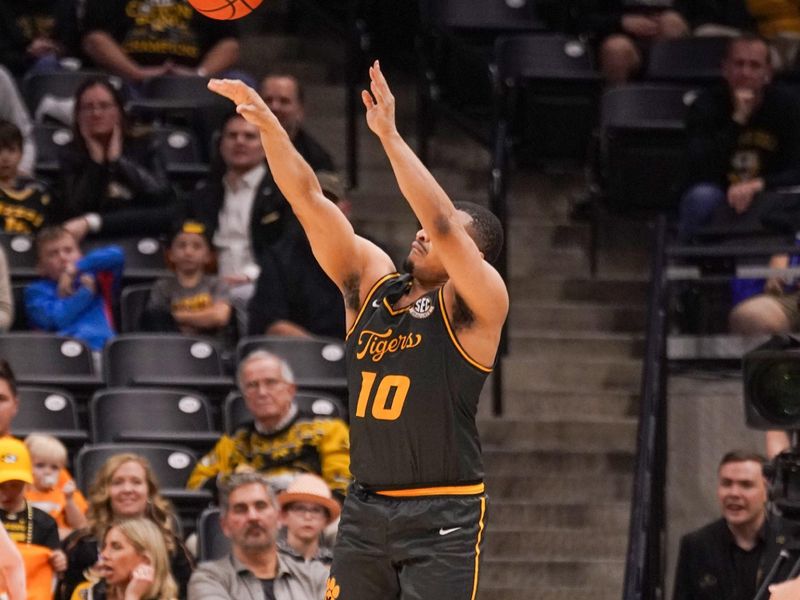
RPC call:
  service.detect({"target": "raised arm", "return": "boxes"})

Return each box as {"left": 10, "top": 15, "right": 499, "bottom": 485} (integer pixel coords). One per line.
{"left": 362, "top": 62, "right": 508, "bottom": 330}
{"left": 207, "top": 79, "right": 393, "bottom": 301}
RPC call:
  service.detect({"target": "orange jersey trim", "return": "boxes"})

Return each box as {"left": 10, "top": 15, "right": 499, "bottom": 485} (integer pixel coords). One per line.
{"left": 470, "top": 496, "right": 487, "bottom": 600}
{"left": 375, "top": 482, "right": 485, "bottom": 497}
{"left": 346, "top": 273, "right": 399, "bottom": 340}
{"left": 438, "top": 287, "right": 493, "bottom": 373}
{"left": 382, "top": 296, "right": 411, "bottom": 316}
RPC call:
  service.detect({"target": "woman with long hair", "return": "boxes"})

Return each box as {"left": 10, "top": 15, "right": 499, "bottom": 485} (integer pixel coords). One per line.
{"left": 58, "top": 76, "right": 176, "bottom": 240}
{"left": 60, "top": 454, "right": 193, "bottom": 600}
{"left": 71, "top": 518, "right": 178, "bottom": 600}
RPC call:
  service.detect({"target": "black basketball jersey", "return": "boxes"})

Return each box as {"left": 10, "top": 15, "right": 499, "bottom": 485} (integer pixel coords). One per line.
{"left": 345, "top": 273, "right": 492, "bottom": 492}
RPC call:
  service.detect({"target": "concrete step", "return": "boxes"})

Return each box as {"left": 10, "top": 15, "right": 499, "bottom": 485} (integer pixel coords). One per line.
{"left": 484, "top": 528, "right": 628, "bottom": 559}
{"left": 511, "top": 275, "right": 649, "bottom": 303}
{"left": 509, "top": 330, "right": 644, "bottom": 359}
{"left": 488, "top": 501, "right": 631, "bottom": 530}
{"left": 503, "top": 357, "right": 642, "bottom": 392}
{"left": 483, "top": 449, "right": 634, "bottom": 476}
{"left": 478, "top": 389, "right": 639, "bottom": 420}
{"left": 511, "top": 301, "right": 646, "bottom": 332}
{"left": 477, "top": 585, "right": 621, "bottom": 600}
{"left": 511, "top": 222, "right": 592, "bottom": 252}
{"left": 480, "top": 558, "right": 625, "bottom": 589}
{"left": 486, "top": 474, "right": 632, "bottom": 503}
{"left": 479, "top": 419, "right": 637, "bottom": 453}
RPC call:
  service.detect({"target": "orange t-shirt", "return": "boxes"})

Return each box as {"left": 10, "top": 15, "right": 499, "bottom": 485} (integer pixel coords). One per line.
{"left": 25, "top": 470, "right": 88, "bottom": 532}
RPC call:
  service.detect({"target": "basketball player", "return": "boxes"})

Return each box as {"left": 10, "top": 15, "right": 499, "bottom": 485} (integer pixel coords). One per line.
{"left": 209, "top": 59, "right": 508, "bottom": 599}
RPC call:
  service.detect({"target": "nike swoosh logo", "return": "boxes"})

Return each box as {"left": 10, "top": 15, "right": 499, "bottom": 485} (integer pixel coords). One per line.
{"left": 372, "top": 299, "right": 382, "bottom": 308}
{"left": 439, "top": 527, "right": 461, "bottom": 536}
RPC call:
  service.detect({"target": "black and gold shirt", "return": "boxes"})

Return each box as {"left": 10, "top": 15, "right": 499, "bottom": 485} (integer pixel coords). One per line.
{"left": 345, "top": 274, "right": 492, "bottom": 491}
{"left": 0, "top": 177, "right": 51, "bottom": 234}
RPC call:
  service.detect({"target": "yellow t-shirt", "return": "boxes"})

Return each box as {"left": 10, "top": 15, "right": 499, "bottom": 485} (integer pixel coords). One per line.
{"left": 748, "top": 0, "right": 800, "bottom": 35}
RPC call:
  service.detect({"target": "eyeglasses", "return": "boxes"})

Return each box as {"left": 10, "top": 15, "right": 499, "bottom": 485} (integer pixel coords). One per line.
{"left": 244, "top": 377, "right": 287, "bottom": 391}
{"left": 79, "top": 102, "right": 116, "bottom": 114}
{"left": 287, "top": 503, "right": 327, "bottom": 517}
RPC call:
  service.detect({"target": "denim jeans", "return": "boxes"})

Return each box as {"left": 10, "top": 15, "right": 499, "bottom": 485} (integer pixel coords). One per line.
{"left": 677, "top": 182, "right": 726, "bottom": 242}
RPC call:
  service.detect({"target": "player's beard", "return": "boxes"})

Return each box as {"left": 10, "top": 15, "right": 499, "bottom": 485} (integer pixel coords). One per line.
{"left": 402, "top": 256, "right": 415, "bottom": 275}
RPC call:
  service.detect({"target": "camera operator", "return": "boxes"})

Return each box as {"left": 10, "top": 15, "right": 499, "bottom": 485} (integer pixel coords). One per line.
{"left": 673, "top": 450, "right": 785, "bottom": 600}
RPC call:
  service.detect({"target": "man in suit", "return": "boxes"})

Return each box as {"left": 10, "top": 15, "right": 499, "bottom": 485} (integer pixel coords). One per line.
{"left": 673, "top": 450, "right": 786, "bottom": 600}
{"left": 187, "top": 113, "right": 303, "bottom": 333}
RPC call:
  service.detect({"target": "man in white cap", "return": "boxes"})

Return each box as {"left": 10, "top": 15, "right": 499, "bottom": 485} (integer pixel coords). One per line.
{"left": 277, "top": 473, "right": 340, "bottom": 564}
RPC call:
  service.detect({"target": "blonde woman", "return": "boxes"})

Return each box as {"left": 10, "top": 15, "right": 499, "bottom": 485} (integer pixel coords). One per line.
{"left": 71, "top": 518, "right": 178, "bottom": 600}
{"left": 60, "top": 454, "right": 193, "bottom": 600}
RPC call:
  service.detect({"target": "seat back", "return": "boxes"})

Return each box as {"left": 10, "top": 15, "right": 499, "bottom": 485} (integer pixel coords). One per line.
{"left": 224, "top": 390, "right": 346, "bottom": 434}
{"left": 104, "top": 334, "right": 224, "bottom": 386}
{"left": 236, "top": 336, "right": 346, "bottom": 384}
{"left": 90, "top": 388, "right": 213, "bottom": 443}
{"left": 645, "top": 37, "right": 728, "bottom": 84}
{"left": 423, "top": 0, "right": 544, "bottom": 32}
{"left": 0, "top": 233, "right": 38, "bottom": 280}
{"left": 83, "top": 236, "right": 168, "bottom": 281}
{"left": 32, "top": 124, "right": 73, "bottom": 179}
{"left": 196, "top": 507, "right": 230, "bottom": 561}
{"left": 75, "top": 443, "right": 197, "bottom": 493}
{"left": 10, "top": 285, "right": 27, "bottom": 331}
{"left": 22, "top": 70, "right": 114, "bottom": 114}
{"left": 13, "top": 386, "right": 79, "bottom": 431}
{"left": 120, "top": 284, "right": 152, "bottom": 333}
{"left": 0, "top": 334, "right": 94, "bottom": 376}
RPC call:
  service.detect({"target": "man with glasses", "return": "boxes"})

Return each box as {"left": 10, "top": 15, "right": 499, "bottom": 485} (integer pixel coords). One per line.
{"left": 188, "top": 471, "right": 328, "bottom": 600}
{"left": 187, "top": 350, "right": 351, "bottom": 502}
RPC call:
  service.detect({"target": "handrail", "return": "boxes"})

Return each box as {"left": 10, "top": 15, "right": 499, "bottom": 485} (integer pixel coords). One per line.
{"left": 622, "top": 214, "right": 669, "bottom": 600}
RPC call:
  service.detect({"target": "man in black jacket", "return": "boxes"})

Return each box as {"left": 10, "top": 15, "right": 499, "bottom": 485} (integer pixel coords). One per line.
{"left": 673, "top": 450, "right": 787, "bottom": 600}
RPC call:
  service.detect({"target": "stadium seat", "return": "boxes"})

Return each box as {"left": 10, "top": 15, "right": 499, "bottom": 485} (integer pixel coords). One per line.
{"left": 103, "top": 334, "right": 234, "bottom": 393}
{"left": 236, "top": 336, "right": 347, "bottom": 394}
{"left": 11, "top": 386, "right": 88, "bottom": 453}
{"left": 223, "top": 389, "right": 346, "bottom": 434}
{"left": 147, "top": 126, "right": 208, "bottom": 185}
{"left": 493, "top": 33, "right": 602, "bottom": 164}
{"left": 21, "top": 70, "right": 113, "bottom": 115}
{"left": 0, "top": 333, "right": 101, "bottom": 390}
{"left": 645, "top": 37, "right": 728, "bottom": 85}
{"left": 0, "top": 233, "right": 38, "bottom": 280}
{"left": 10, "top": 285, "right": 27, "bottom": 331}
{"left": 89, "top": 388, "right": 220, "bottom": 451}
{"left": 196, "top": 507, "right": 230, "bottom": 561}
{"left": 83, "top": 236, "right": 169, "bottom": 282}
{"left": 32, "top": 123, "right": 73, "bottom": 180}
{"left": 120, "top": 283, "right": 152, "bottom": 333}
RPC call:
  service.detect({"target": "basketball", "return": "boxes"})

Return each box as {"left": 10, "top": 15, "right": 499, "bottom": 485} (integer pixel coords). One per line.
{"left": 187, "top": 0, "right": 262, "bottom": 20}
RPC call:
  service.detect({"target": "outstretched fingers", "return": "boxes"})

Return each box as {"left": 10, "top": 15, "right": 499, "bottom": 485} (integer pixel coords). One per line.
{"left": 207, "top": 78, "right": 254, "bottom": 106}
{"left": 361, "top": 89, "right": 375, "bottom": 110}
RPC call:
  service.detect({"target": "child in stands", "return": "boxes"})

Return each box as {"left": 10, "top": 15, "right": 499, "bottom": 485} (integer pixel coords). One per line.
{"left": 24, "top": 433, "right": 87, "bottom": 539}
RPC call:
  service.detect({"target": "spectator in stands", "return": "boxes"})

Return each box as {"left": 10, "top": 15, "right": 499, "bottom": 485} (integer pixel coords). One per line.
{"left": 681, "top": 0, "right": 756, "bottom": 36}
{"left": 277, "top": 473, "right": 339, "bottom": 564}
{"left": 260, "top": 74, "right": 335, "bottom": 171}
{"left": 0, "top": 119, "right": 52, "bottom": 234}
{"left": 187, "top": 350, "right": 350, "bottom": 501}
{"left": 187, "top": 114, "right": 291, "bottom": 333}
{"left": 59, "top": 77, "right": 176, "bottom": 241}
{"left": 0, "top": 248, "right": 13, "bottom": 333}
{"left": 25, "top": 226, "right": 124, "bottom": 351}
{"left": 23, "top": 433, "right": 88, "bottom": 539}
{"left": 747, "top": 0, "right": 800, "bottom": 68}
{"left": 247, "top": 172, "right": 350, "bottom": 338}
{"left": 0, "top": 67, "right": 35, "bottom": 175}
{"left": 677, "top": 34, "right": 800, "bottom": 242}
{"left": 61, "top": 453, "right": 194, "bottom": 600}
{"left": 71, "top": 518, "right": 179, "bottom": 600}
{"left": 0, "top": 525, "right": 25, "bottom": 600}
{"left": 577, "top": 0, "right": 689, "bottom": 84}
{"left": 0, "top": 437, "right": 66, "bottom": 599}
{"left": 0, "top": 1, "right": 66, "bottom": 77}
{"left": 80, "top": 0, "right": 240, "bottom": 84}
{"left": 142, "top": 220, "right": 233, "bottom": 344}
{"left": 673, "top": 450, "right": 784, "bottom": 600}
{"left": 188, "top": 471, "right": 328, "bottom": 600}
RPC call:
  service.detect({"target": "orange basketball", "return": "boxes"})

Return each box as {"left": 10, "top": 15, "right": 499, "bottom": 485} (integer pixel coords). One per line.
{"left": 187, "top": 0, "right": 262, "bottom": 20}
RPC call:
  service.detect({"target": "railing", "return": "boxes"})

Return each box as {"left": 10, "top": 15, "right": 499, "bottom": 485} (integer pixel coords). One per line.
{"left": 622, "top": 215, "right": 669, "bottom": 600}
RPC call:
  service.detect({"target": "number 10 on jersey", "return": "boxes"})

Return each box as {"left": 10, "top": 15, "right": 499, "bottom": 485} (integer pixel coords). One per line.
{"left": 355, "top": 371, "right": 410, "bottom": 421}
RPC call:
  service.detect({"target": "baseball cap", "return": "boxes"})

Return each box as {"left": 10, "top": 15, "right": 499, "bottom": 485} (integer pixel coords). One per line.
{"left": 277, "top": 473, "right": 340, "bottom": 523}
{"left": 0, "top": 437, "right": 33, "bottom": 484}
{"left": 169, "top": 219, "right": 212, "bottom": 246}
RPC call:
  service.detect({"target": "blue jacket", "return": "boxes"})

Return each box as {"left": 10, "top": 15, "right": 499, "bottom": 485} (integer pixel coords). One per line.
{"left": 25, "top": 246, "right": 125, "bottom": 350}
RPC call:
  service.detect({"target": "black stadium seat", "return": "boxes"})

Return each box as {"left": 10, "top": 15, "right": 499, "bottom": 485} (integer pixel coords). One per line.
{"left": 103, "top": 334, "right": 233, "bottom": 393}
{"left": 120, "top": 283, "right": 152, "bottom": 333}
{"left": 0, "top": 233, "right": 38, "bottom": 280}
{"left": 645, "top": 36, "right": 728, "bottom": 85}
{"left": 223, "top": 390, "right": 346, "bottom": 434}
{"left": 22, "top": 70, "right": 113, "bottom": 115}
{"left": 0, "top": 333, "right": 101, "bottom": 391}
{"left": 236, "top": 336, "right": 347, "bottom": 395}
{"left": 83, "top": 236, "right": 169, "bottom": 283}
{"left": 90, "top": 388, "right": 220, "bottom": 452}
{"left": 196, "top": 507, "right": 230, "bottom": 561}
{"left": 12, "top": 386, "right": 88, "bottom": 454}
{"left": 32, "top": 123, "right": 73, "bottom": 180}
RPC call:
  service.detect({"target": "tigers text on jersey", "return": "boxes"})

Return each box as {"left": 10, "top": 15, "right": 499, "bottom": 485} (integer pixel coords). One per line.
{"left": 345, "top": 273, "right": 492, "bottom": 491}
